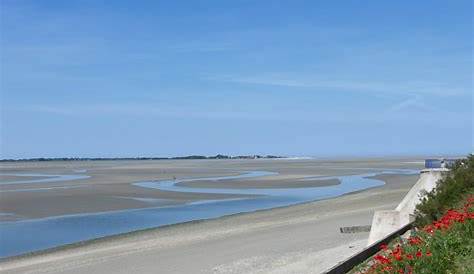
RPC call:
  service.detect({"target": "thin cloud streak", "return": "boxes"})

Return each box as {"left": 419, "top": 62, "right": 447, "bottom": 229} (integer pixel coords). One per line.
{"left": 11, "top": 102, "right": 468, "bottom": 125}
{"left": 14, "top": 104, "right": 327, "bottom": 122}
{"left": 387, "top": 95, "right": 434, "bottom": 113}
{"left": 205, "top": 74, "right": 468, "bottom": 97}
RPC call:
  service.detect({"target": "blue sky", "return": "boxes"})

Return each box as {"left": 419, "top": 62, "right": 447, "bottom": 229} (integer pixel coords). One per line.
{"left": 0, "top": 0, "right": 472, "bottom": 158}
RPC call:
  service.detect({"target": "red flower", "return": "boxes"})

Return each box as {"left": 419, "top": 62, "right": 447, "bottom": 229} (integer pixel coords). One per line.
{"left": 434, "top": 221, "right": 445, "bottom": 230}
{"left": 424, "top": 225, "right": 434, "bottom": 234}
{"left": 408, "top": 236, "right": 422, "bottom": 245}
{"left": 363, "top": 195, "right": 473, "bottom": 274}
{"left": 390, "top": 245, "right": 404, "bottom": 261}
{"left": 374, "top": 254, "right": 391, "bottom": 264}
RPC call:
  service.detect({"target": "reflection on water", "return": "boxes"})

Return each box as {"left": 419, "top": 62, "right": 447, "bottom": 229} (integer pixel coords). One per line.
{"left": 0, "top": 173, "right": 91, "bottom": 193}
{"left": 0, "top": 173, "right": 90, "bottom": 186}
{"left": 0, "top": 185, "right": 85, "bottom": 193}
{"left": 0, "top": 169, "right": 417, "bottom": 258}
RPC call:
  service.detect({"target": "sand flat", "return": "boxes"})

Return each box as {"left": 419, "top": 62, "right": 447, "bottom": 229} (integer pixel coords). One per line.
{"left": 0, "top": 159, "right": 422, "bottom": 220}
{"left": 177, "top": 177, "right": 340, "bottom": 188}
{"left": 0, "top": 159, "right": 421, "bottom": 274}
{"left": 0, "top": 175, "right": 55, "bottom": 183}
{"left": 0, "top": 183, "right": 249, "bottom": 220}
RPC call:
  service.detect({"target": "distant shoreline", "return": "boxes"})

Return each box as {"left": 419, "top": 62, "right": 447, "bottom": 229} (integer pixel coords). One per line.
{"left": 0, "top": 154, "right": 285, "bottom": 163}
{"left": 0, "top": 172, "right": 420, "bottom": 273}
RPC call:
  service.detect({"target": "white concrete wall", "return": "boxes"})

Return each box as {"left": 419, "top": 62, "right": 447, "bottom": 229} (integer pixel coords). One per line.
{"left": 367, "top": 169, "right": 445, "bottom": 246}
{"left": 368, "top": 210, "right": 403, "bottom": 245}
{"left": 395, "top": 169, "right": 445, "bottom": 215}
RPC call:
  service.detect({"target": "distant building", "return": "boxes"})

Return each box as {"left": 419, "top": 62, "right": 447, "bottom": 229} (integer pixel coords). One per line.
{"left": 425, "top": 159, "right": 442, "bottom": 168}
{"left": 425, "top": 158, "right": 458, "bottom": 169}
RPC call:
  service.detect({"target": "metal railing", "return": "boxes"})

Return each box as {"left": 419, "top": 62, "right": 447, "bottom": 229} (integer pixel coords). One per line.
{"left": 324, "top": 222, "right": 414, "bottom": 274}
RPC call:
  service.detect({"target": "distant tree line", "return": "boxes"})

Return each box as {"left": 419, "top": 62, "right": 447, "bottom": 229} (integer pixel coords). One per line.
{"left": 0, "top": 154, "right": 285, "bottom": 162}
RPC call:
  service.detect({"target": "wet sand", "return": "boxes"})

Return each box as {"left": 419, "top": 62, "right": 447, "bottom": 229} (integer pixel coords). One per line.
{"left": 177, "top": 177, "right": 341, "bottom": 188}
{"left": 0, "top": 171, "right": 419, "bottom": 274}
{"left": 0, "top": 176, "right": 54, "bottom": 183}
{"left": 0, "top": 159, "right": 422, "bottom": 220}
{"left": 0, "top": 183, "right": 247, "bottom": 220}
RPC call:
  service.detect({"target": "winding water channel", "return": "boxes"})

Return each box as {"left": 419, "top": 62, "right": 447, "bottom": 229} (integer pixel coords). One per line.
{"left": 0, "top": 169, "right": 418, "bottom": 258}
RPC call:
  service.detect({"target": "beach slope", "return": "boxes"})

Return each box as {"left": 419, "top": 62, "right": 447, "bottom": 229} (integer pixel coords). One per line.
{"left": 0, "top": 174, "right": 418, "bottom": 274}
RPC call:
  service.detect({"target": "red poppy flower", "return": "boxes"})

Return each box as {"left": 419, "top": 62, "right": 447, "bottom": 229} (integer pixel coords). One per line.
{"left": 374, "top": 254, "right": 392, "bottom": 265}
{"left": 408, "top": 236, "right": 422, "bottom": 245}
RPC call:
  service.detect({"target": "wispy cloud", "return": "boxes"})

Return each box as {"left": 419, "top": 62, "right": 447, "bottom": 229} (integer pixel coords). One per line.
{"left": 169, "top": 42, "right": 237, "bottom": 52}
{"left": 205, "top": 74, "right": 468, "bottom": 97}
{"left": 8, "top": 102, "right": 376, "bottom": 124}
{"left": 13, "top": 103, "right": 302, "bottom": 122}
{"left": 12, "top": 101, "right": 467, "bottom": 125}
{"left": 387, "top": 95, "right": 433, "bottom": 113}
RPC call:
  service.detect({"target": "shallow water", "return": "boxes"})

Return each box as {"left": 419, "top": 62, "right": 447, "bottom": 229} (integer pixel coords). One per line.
{"left": 0, "top": 169, "right": 417, "bottom": 258}
{"left": 0, "top": 173, "right": 90, "bottom": 186}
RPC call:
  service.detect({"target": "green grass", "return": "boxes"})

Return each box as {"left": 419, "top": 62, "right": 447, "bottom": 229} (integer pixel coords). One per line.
{"left": 415, "top": 155, "right": 474, "bottom": 226}
{"left": 352, "top": 155, "right": 474, "bottom": 274}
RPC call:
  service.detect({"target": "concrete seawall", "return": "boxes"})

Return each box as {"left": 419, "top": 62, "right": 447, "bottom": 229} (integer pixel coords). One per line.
{"left": 367, "top": 169, "right": 447, "bottom": 245}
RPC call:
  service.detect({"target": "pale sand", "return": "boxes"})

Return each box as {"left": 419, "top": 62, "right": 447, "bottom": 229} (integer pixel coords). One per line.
{"left": 0, "top": 175, "right": 53, "bottom": 182}
{"left": 176, "top": 177, "right": 340, "bottom": 188}
{"left": 0, "top": 158, "right": 423, "bottom": 220}
{"left": 0, "top": 173, "right": 419, "bottom": 274}
{"left": 0, "top": 183, "right": 246, "bottom": 220}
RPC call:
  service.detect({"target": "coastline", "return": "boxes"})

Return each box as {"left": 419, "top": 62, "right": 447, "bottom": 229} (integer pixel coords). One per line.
{"left": 0, "top": 173, "right": 419, "bottom": 274}
{"left": 0, "top": 172, "right": 383, "bottom": 262}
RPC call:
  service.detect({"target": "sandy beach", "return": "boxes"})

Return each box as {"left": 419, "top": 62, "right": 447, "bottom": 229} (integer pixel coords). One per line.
{"left": 0, "top": 158, "right": 422, "bottom": 273}
{"left": 1, "top": 0, "right": 469, "bottom": 272}
{"left": 0, "top": 159, "right": 421, "bottom": 220}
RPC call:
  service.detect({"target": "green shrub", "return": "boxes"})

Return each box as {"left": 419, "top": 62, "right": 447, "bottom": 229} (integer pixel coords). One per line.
{"left": 357, "top": 196, "right": 474, "bottom": 274}
{"left": 355, "top": 155, "right": 474, "bottom": 273}
{"left": 415, "top": 155, "right": 474, "bottom": 226}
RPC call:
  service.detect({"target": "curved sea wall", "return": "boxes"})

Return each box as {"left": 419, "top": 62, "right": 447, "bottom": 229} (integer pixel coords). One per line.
{"left": 367, "top": 169, "right": 447, "bottom": 245}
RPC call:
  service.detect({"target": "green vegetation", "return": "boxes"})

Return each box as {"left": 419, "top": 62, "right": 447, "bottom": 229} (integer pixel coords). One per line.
{"left": 355, "top": 155, "right": 474, "bottom": 273}
{"left": 0, "top": 154, "right": 284, "bottom": 162}
{"left": 356, "top": 195, "right": 474, "bottom": 274}
{"left": 415, "top": 155, "right": 474, "bottom": 226}
{"left": 454, "top": 239, "right": 474, "bottom": 274}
